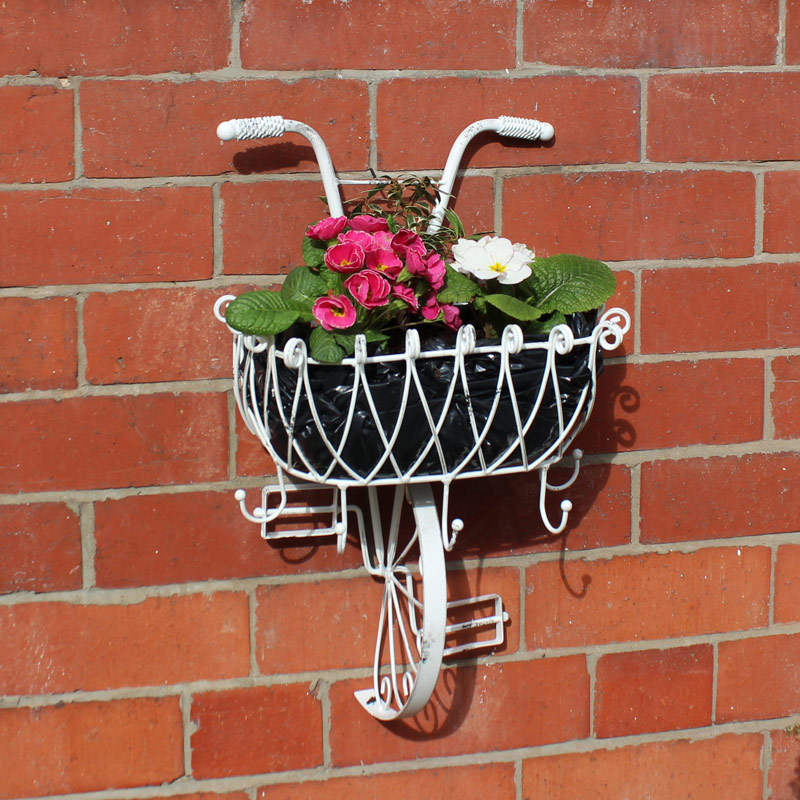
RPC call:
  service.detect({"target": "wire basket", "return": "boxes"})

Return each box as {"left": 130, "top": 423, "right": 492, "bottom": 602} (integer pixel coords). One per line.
{"left": 224, "top": 303, "right": 629, "bottom": 488}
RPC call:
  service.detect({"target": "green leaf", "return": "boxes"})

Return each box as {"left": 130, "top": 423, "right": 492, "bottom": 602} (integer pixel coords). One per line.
{"left": 484, "top": 293, "right": 544, "bottom": 322}
{"left": 321, "top": 269, "right": 345, "bottom": 295}
{"left": 225, "top": 291, "right": 300, "bottom": 337}
{"left": 526, "top": 311, "right": 568, "bottom": 335}
{"left": 529, "top": 254, "right": 617, "bottom": 315}
{"left": 302, "top": 236, "right": 327, "bottom": 268}
{"left": 281, "top": 266, "right": 327, "bottom": 310}
{"left": 333, "top": 332, "right": 356, "bottom": 355}
{"left": 436, "top": 265, "right": 481, "bottom": 304}
{"left": 309, "top": 327, "right": 346, "bottom": 363}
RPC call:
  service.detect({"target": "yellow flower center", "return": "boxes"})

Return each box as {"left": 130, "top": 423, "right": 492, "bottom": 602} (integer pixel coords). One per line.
{"left": 489, "top": 261, "right": 506, "bottom": 273}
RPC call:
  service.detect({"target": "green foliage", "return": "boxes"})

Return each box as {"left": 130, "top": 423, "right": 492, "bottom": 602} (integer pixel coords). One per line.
{"left": 225, "top": 291, "right": 300, "bottom": 337}
{"left": 525, "top": 254, "right": 617, "bottom": 315}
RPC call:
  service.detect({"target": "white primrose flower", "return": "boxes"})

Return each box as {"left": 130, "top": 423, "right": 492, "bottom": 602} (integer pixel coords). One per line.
{"left": 451, "top": 236, "right": 534, "bottom": 285}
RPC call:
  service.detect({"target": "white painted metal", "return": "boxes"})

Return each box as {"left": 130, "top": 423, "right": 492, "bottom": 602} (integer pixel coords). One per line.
{"left": 214, "top": 116, "right": 629, "bottom": 721}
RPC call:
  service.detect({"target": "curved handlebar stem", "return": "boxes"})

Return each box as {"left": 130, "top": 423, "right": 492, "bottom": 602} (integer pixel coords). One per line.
{"left": 426, "top": 116, "right": 555, "bottom": 234}
{"left": 216, "top": 116, "right": 344, "bottom": 217}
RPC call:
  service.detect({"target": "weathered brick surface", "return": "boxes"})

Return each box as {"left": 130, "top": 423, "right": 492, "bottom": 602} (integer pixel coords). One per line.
{"left": 523, "top": 0, "right": 779, "bottom": 68}
{"left": 82, "top": 80, "right": 370, "bottom": 179}
{"left": 0, "top": 296, "right": 77, "bottom": 391}
{"left": 648, "top": 74, "right": 800, "bottom": 162}
{"left": 640, "top": 453, "right": 800, "bottom": 543}
{"left": 0, "top": 0, "right": 230, "bottom": 76}
{"left": 242, "top": 0, "right": 516, "bottom": 70}
{"left": 526, "top": 548, "right": 771, "bottom": 649}
{"left": 0, "top": 85, "right": 73, "bottom": 182}
{"left": 503, "top": 171, "right": 756, "bottom": 261}
{"left": 191, "top": 685, "right": 323, "bottom": 778}
{"left": 0, "top": 503, "right": 82, "bottom": 594}
{"left": 522, "top": 735, "right": 764, "bottom": 798}
{"left": 0, "top": 393, "right": 228, "bottom": 492}
{"left": 0, "top": 698, "right": 183, "bottom": 799}
{"left": 0, "top": 593, "right": 250, "bottom": 695}
{"left": 0, "top": 187, "right": 213, "bottom": 286}
{"left": 376, "top": 77, "right": 640, "bottom": 171}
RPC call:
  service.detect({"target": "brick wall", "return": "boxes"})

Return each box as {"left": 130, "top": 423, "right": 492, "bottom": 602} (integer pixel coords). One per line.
{"left": 1, "top": 1, "right": 799, "bottom": 798}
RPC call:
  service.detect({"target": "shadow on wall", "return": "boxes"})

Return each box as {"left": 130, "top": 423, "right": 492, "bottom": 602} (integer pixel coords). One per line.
{"left": 233, "top": 142, "right": 317, "bottom": 174}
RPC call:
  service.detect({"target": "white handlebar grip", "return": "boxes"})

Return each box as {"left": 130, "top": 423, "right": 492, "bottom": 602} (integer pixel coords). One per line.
{"left": 497, "top": 116, "right": 554, "bottom": 142}
{"left": 216, "top": 116, "right": 286, "bottom": 141}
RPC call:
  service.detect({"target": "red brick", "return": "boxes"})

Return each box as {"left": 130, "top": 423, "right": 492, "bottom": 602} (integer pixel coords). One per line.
{"left": 0, "top": 697, "right": 183, "bottom": 799}
{"left": 242, "top": 0, "right": 515, "bottom": 70}
{"left": 256, "top": 567, "right": 520, "bottom": 675}
{"left": 718, "top": 633, "right": 800, "bottom": 722}
{"left": 772, "top": 356, "right": 800, "bottom": 439}
{"left": 191, "top": 685, "right": 323, "bottom": 778}
{"left": 526, "top": 547, "right": 771, "bottom": 649}
{"left": 0, "top": 187, "right": 212, "bottom": 287}
{"left": 577, "top": 359, "right": 764, "bottom": 455}
{"left": 641, "top": 453, "right": 800, "bottom": 543}
{"left": 0, "top": 392, "right": 227, "bottom": 493}
{"left": 503, "top": 171, "right": 755, "bottom": 261}
{"left": 765, "top": 172, "right": 800, "bottom": 253}
{"left": 776, "top": 545, "right": 800, "bottom": 624}
{"left": 84, "top": 287, "right": 240, "bottom": 384}
{"left": 789, "top": 0, "right": 800, "bottom": 63}
{"left": 236, "top": 411, "right": 279, "bottom": 478}
{"left": 452, "top": 464, "right": 632, "bottom": 556}
{"left": 649, "top": 74, "right": 800, "bottom": 162}
{"left": 523, "top": 0, "right": 779, "bottom": 67}
{"left": 0, "top": 296, "right": 77, "bottom": 391}
{"left": 768, "top": 730, "right": 800, "bottom": 800}
{"left": 259, "top": 763, "right": 515, "bottom": 800}
{"left": 522, "top": 734, "right": 764, "bottom": 798}
{"left": 94, "top": 491, "right": 363, "bottom": 588}
{"left": 0, "top": 503, "right": 81, "bottom": 594}
{"left": 329, "top": 658, "right": 589, "bottom": 766}
{"left": 0, "top": 0, "right": 229, "bottom": 76}
{"left": 0, "top": 593, "right": 249, "bottom": 695}
{"left": 594, "top": 645, "right": 713, "bottom": 737}
{"left": 642, "top": 263, "right": 800, "bottom": 353}
{"left": 376, "top": 77, "right": 640, "bottom": 171}
{"left": 82, "top": 80, "right": 370, "bottom": 179}
{"left": 0, "top": 86, "right": 73, "bottom": 182}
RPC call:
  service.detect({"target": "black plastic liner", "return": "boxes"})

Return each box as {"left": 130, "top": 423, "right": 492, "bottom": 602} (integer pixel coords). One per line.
{"left": 252, "top": 313, "right": 600, "bottom": 481}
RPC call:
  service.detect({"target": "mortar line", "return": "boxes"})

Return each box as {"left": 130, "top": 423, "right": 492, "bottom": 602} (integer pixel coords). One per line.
{"left": 320, "top": 679, "right": 333, "bottom": 768}
{"left": 639, "top": 73, "right": 649, "bottom": 163}
{"left": 72, "top": 77, "right": 83, "bottom": 179}
{"left": 711, "top": 639, "right": 719, "bottom": 725}
{"left": 212, "top": 181, "right": 224, "bottom": 278}
{"left": 79, "top": 501, "right": 96, "bottom": 590}
{"left": 754, "top": 171, "right": 765, "bottom": 256}
{"left": 586, "top": 651, "right": 599, "bottom": 739}
{"left": 515, "top": 0, "right": 525, "bottom": 69}
{"left": 229, "top": 0, "right": 244, "bottom": 70}
{"left": 777, "top": 0, "right": 788, "bottom": 65}
{"left": 74, "top": 291, "right": 88, "bottom": 387}
{"left": 762, "top": 729, "right": 773, "bottom": 800}
{"left": 764, "top": 354, "right": 776, "bottom": 441}
{"left": 181, "top": 690, "right": 194, "bottom": 778}
{"left": 769, "top": 544, "right": 778, "bottom": 628}
{"left": 249, "top": 588, "right": 259, "bottom": 677}
{"left": 514, "top": 758, "right": 523, "bottom": 800}
{"left": 367, "top": 80, "right": 379, "bottom": 173}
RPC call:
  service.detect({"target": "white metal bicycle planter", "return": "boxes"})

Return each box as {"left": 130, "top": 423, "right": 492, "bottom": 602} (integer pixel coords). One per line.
{"left": 214, "top": 114, "right": 630, "bottom": 722}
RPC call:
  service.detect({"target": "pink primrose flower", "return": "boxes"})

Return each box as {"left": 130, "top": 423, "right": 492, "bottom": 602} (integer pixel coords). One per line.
{"left": 345, "top": 270, "right": 391, "bottom": 309}
{"left": 324, "top": 241, "right": 365, "bottom": 274}
{"left": 369, "top": 230, "right": 395, "bottom": 251}
{"left": 391, "top": 229, "right": 426, "bottom": 257}
{"left": 421, "top": 293, "right": 441, "bottom": 321}
{"left": 365, "top": 248, "right": 404, "bottom": 280}
{"left": 348, "top": 214, "right": 390, "bottom": 233}
{"left": 306, "top": 216, "right": 347, "bottom": 241}
{"left": 442, "top": 303, "right": 463, "bottom": 330}
{"left": 312, "top": 295, "right": 357, "bottom": 331}
{"left": 338, "top": 229, "right": 373, "bottom": 249}
{"left": 391, "top": 283, "right": 419, "bottom": 311}
{"left": 406, "top": 250, "right": 446, "bottom": 291}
